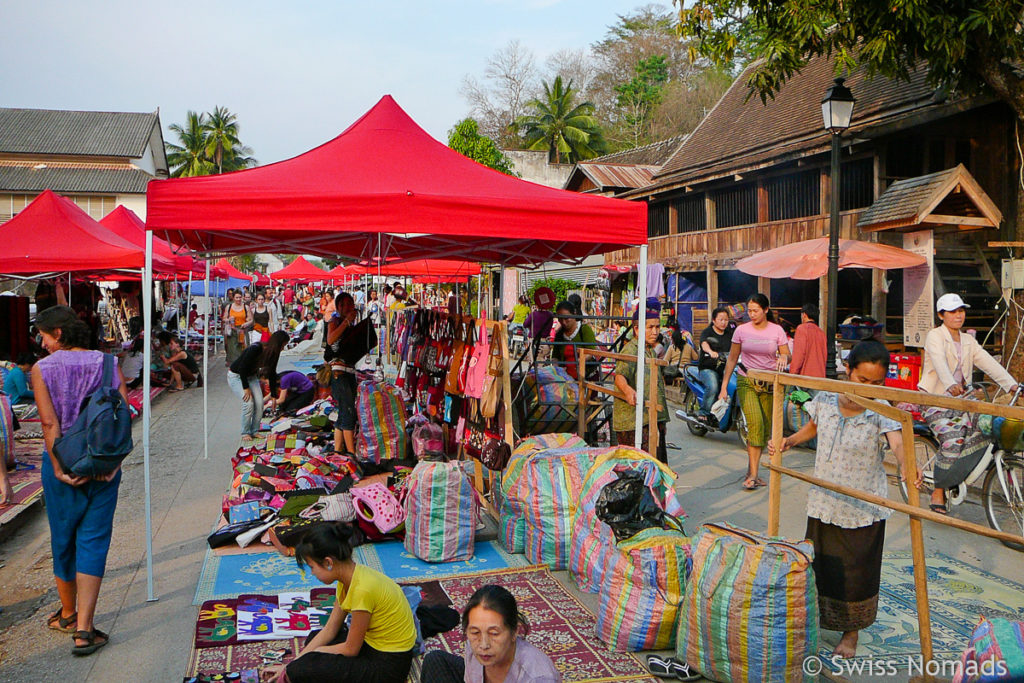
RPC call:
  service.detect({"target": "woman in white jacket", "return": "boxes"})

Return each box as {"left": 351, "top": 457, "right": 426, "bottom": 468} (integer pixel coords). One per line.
{"left": 919, "top": 293, "right": 1018, "bottom": 512}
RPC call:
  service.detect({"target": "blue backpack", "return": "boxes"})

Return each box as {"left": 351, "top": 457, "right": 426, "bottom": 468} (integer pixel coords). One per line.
{"left": 54, "top": 354, "right": 134, "bottom": 477}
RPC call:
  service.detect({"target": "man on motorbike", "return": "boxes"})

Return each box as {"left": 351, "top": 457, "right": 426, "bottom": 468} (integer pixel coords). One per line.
{"left": 697, "top": 307, "right": 733, "bottom": 425}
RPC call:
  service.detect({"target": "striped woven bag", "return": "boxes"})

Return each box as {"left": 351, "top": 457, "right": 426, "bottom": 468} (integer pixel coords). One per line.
{"left": 678, "top": 523, "right": 818, "bottom": 682}
{"left": 498, "top": 433, "right": 586, "bottom": 554}
{"left": 402, "top": 461, "right": 477, "bottom": 562}
{"left": 569, "top": 447, "right": 683, "bottom": 594}
{"left": 595, "top": 524, "right": 691, "bottom": 651}
{"left": 355, "top": 381, "right": 408, "bottom": 463}
{"left": 520, "top": 443, "right": 596, "bottom": 569}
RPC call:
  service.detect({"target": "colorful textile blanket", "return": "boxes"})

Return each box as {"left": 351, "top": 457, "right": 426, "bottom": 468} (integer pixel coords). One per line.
{"left": 0, "top": 438, "right": 44, "bottom": 525}
{"left": 194, "top": 589, "right": 337, "bottom": 647}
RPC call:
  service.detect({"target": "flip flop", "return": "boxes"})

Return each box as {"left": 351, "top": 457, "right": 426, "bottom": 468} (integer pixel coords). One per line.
{"left": 667, "top": 657, "right": 702, "bottom": 681}
{"left": 647, "top": 654, "right": 675, "bottom": 678}
{"left": 47, "top": 608, "right": 77, "bottom": 633}
{"left": 929, "top": 503, "right": 948, "bottom": 515}
{"left": 71, "top": 628, "right": 109, "bottom": 656}
{"left": 742, "top": 477, "right": 760, "bottom": 491}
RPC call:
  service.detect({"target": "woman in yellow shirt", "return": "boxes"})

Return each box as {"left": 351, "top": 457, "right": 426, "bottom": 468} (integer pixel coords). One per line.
{"left": 263, "top": 524, "right": 417, "bottom": 683}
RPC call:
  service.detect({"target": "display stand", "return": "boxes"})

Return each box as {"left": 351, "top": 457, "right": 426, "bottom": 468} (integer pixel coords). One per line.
{"left": 750, "top": 369, "right": 1024, "bottom": 681}
{"left": 576, "top": 347, "right": 666, "bottom": 455}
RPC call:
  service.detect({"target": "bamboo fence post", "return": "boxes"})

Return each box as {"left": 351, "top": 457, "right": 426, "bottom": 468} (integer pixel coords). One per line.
{"left": 647, "top": 358, "right": 659, "bottom": 455}
{"left": 768, "top": 375, "right": 785, "bottom": 535}
{"left": 577, "top": 349, "right": 588, "bottom": 439}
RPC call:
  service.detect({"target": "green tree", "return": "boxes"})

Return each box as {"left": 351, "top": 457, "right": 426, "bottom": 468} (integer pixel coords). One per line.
{"left": 166, "top": 111, "right": 214, "bottom": 178}
{"left": 674, "top": 0, "right": 1024, "bottom": 117}
{"left": 615, "top": 55, "right": 670, "bottom": 146}
{"left": 166, "top": 107, "right": 256, "bottom": 177}
{"left": 515, "top": 76, "right": 606, "bottom": 164}
{"left": 229, "top": 255, "right": 258, "bottom": 273}
{"left": 447, "top": 118, "right": 517, "bottom": 175}
{"left": 527, "top": 277, "right": 578, "bottom": 305}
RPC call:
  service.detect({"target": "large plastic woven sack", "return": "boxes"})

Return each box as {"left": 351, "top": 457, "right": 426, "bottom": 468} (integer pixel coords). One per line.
{"left": 569, "top": 447, "right": 683, "bottom": 594}
{"left": 498, "top": 434, "right": 586, "bottom": 554}
{"left": 403, "top": 461, "right": 477, "bottom": 562}
{"left": 520, "top": 444, "right": 597, "bottom": 569}
{"left": 595, "top": 526, "right": 691, "bottom": 651}
{"left": 678, "top": 523, "right": 818, "bottom": 682}
{"left": 952, "top": 617, "right": 1024, "bottom": 683}
{"left": 355, "top": 381, "right": 408, "bottom": 464}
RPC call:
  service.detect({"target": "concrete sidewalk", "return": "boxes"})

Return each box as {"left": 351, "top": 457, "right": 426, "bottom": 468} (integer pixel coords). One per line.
{"left": 1, "top": 364, "right": 1021, "bottom": 681}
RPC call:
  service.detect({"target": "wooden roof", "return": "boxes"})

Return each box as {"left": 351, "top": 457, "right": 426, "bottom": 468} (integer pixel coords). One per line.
{"left": 857, "top": 164, "right": 1002, "bottom": 232}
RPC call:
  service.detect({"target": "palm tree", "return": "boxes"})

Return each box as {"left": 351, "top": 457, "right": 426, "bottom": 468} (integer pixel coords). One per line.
{"left": 166, "top": 111, "right": 213, "bottom": 178}
{"left": 205, "top": 106, "right": 242, "bottom": 174}
{"left": 515, "top": 76, "right": 606, "bottom": 164}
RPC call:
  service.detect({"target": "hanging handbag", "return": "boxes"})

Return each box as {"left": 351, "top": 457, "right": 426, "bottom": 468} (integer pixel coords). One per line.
{"left": 480, "top": 435, "right": 511, "bottom": 471}
{"left": 445, "top": 316, "right": 468, "bottom": 394}
{"left": 464, "top": 317, "right": 490, "bottom": 399}
{"left": 480, "top": 372, "right": 501, "bottom": 419}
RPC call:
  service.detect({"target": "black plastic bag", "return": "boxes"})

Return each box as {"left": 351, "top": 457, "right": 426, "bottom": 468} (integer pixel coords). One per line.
{"left": 595, "top": 470, "right": 672, "bottom": 542}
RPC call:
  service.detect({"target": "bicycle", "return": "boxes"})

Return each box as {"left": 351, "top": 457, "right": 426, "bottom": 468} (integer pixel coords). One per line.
{"left": 892, "top": 385, "right": 1024, "bottom": 551}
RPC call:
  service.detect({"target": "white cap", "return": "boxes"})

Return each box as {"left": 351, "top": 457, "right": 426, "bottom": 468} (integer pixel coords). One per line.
{"left": 936, "top": 293, "right": 970, "bottom": 312}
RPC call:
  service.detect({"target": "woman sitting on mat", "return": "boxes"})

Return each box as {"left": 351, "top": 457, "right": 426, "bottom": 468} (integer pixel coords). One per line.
{"left": 262, "top": 524, "right": 417, "bottom": 683}
{"left": 227, "top": 330, "right": 288, "bottom": 439}
{"left": 421, "top": 584, "right": 561, "bottom": 683}
{"left": 718, "top": 292, "right": 789, "bottom": 491}
{"left": 156, "top": 331, "right": 201, "bottom": 388}
{"left": 31, "top": 306, "right": 128, "bottom": 656}
{"left": 265, "top": 370, "right": 316, "bottom": 414}
{"left": 770, "top": 340, "right": 921, "bottom": 659}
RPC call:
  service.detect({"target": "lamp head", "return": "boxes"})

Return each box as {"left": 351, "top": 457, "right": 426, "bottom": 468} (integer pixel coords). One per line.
{"left": 822, "top": 77, "right": 855, "bottom": 133}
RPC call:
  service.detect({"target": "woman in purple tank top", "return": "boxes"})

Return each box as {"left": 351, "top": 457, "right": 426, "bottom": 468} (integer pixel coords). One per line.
{"left": 31, "top": 306, "right": 127, "bottom": 657}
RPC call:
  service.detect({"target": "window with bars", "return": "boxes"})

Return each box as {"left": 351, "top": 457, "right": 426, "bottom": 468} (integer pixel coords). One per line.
{"left": 765, "top": 169, "right": 820, "bottom": 221}
{"left": 673, "top": 194, "right": 706, "bottom": 233}
{"left": 712, "top": 182, "right": 757, "bottom": 228}
{"left": 648, "top": 201, "right": 670, "bottom": 237}
{"left": 840, "top": 157, "right": 874, "bottom": 211}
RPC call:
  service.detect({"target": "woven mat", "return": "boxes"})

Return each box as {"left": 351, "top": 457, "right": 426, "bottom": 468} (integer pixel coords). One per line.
{"left": 0, "top": 438, "right": 44, "bottom": 525}
{"left": 417, "top": 565, "right": 656, "bottom": 683}
{"left": 819, "top": 551, "right": 1024, "bottom": 670}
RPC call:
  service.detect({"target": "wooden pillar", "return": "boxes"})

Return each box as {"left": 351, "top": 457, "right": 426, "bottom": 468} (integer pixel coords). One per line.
{"left": 757, "top": 179, "right": 769, "bottom": 224}
{"left": 819, "top": 273, "right": 829, "bottom": 332}
{"left": 758, "top": 276, "right": 770, "bottom": 298}
{"left": 706, "top": 261, "right": 719, "bottom": 313}
{"left": 871, "top": 268, "right": 887, "bottom": 324}
{"left": 668, "top": 200, "right": 679, "bottom": 235}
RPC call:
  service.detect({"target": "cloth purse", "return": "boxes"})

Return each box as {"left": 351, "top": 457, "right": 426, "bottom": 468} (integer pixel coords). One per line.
{"left": 445, "top": 317, "right": 470, "bottom": 394}
{"left": 350, "top": 482, "right": 406, "bottom": 533}
{"left": 480, "top": 436, "right": 511, "bottom": 471}
{"left": 299, "top": 492, "right": 356, "bottom": 523}
{"left": 464, "top": 318, "right": 490, "bottom": 399}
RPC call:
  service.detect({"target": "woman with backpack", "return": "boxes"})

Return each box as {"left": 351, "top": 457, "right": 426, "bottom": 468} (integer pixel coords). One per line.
{"left": 227, "top": 330, "right": 289, "bottom": 439}
{"left": 31, "top": 306, "right": 129, "bottom": 656}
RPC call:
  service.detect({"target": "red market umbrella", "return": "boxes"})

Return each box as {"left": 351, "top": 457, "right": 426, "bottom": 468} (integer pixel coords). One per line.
{"left": 735, "top": 237, "right": 926, "bottom": 280}
{"left": 269, "top": 255, "right": 329, "bottom": 282}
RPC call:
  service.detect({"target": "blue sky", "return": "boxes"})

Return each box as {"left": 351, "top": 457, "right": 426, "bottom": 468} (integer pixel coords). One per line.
{"left": 1, "top": 0, "right": 659, "bottom": 164}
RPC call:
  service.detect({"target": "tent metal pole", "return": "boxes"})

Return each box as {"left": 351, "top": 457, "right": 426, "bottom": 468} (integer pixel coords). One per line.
{"left": 634, "top": 244, "right": 648, "bottom": 450}
{"left": 142, "top": 234, "right": 156, "bottom": 601}
{"left": 186, "top": 271, "right": 193, "bottom": 339}
{"left": 204, "top": 259, "right": 210, "bottom": 461}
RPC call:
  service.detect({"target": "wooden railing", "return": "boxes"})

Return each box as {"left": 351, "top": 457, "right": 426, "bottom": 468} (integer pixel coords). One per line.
{"left": 605, "top": 210, "right": 865, "bottom": 267}
{"left": 576, "top": 348, "right": 666, "bottom": 454}
{"left": 749, "top": 369, "right": 1024, "bottom": 675}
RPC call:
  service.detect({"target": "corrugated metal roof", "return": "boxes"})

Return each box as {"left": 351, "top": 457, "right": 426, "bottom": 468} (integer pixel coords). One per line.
{"left": 589, "top": 135, "right": 687, "bottom": 166}
{"left": 577, "top": 163, "right": 658, "bottom": 191}
{"left": 0, "top": 163, "right": 154, "bottom": 194}
{"left": 0, "top": 108, "right": 157, "bottom": 158}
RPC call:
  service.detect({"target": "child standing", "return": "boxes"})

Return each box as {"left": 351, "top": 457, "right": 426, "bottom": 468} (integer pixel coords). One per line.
{"left": 263, "top": 524, "right": 417, "bottom": 683}
{"left": 770, "top": 340, "right": 920, "bottom": 658}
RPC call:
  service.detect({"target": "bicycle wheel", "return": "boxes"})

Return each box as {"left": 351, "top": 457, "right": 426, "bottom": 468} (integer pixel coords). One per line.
{"left": 982, "top": 456, "right": 1024, "bottom": 551}
{"left": 887, "top": 434, "right": 937, "bottom": 505}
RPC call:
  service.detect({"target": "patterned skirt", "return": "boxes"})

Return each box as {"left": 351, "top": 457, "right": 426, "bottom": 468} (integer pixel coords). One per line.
{"left": 805, "top": 517, "right": 886, "bottom": 632}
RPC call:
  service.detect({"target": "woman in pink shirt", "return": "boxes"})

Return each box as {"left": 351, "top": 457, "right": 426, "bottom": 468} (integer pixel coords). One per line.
{"left": 718, "top": 293, "right": 790, "bottom": 490}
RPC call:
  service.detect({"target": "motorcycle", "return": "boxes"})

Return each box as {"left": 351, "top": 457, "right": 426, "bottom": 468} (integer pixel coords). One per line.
{"left": 675, "top": 363, "right": 748, "bottom": 447}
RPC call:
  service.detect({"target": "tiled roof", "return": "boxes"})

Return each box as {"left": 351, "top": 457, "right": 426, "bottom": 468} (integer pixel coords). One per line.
{"left": 571, "top": 163, "right": 659, "bottom": 191}
{"left": 654, "top": 54, "right": 942, "bottom": 184}
{"left": 590, "top": 135, "right": 687, "bottom": 167}
{"left": 0, "top": 108, "right": 158, "bottom": 158}
{"left": 857, "top": 164, "right": 1001, "bottom": 231}
{"left": 0, "top": 162, "right": 154, "bottom": 194}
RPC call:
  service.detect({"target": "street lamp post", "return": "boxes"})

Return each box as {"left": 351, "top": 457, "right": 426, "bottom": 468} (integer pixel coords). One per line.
{"left": 821, "top": 77, "right": 855, "bottom": 378}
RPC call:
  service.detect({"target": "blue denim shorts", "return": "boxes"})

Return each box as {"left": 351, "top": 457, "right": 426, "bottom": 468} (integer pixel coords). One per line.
{"left": 42, "top": 455, "right": 121, "bottom": 581}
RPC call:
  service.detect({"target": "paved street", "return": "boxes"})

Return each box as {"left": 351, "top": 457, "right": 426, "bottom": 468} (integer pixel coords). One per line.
{"left": 0, "top": 359, "right": 1020, "bottom": 681}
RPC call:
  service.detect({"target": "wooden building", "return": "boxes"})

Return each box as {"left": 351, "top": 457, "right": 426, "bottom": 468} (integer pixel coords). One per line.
{"left": 601, "top": 53, "right": 1016, "bottom": 349}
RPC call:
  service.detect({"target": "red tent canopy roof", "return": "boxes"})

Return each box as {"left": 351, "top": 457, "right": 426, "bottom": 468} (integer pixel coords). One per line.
{"left": 99, "top": 206, "right": 197, "bottom": 276}
{"left": 0, "top": 190, "right": 143, "bottom": 274}
{"left": 214, "top": 257, "right": 254, "bottom": 281}
{"left": 253, "top": 271, "right": 271, "bottom": 286}
{"left": 146, "top": 96, "right": 646, "bottom": 265}
{"left": 270, "top": 255, "right": 329, "bottom": 282}
{"left": 374, "top": 259, "right": 480, "bottom": 277}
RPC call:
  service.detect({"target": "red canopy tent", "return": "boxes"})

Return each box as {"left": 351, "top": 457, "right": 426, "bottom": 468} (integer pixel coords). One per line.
{"left": 0, "top": 190, "right": 143, "bottom": 274}
{"left": 375, "top": 259, "right": 480, "bottom": 277}
{"left": 253, "top": 272, "right": 271, "bottom": 286}
{"left": 146, "top": 95, "right": 645, "bottom": 265}
{"left": 213, "top": 257, "right": 255, "bottom": 281}
{"left": 99, "top": 206, "right": 198, "bottom": 277}
{"left": 269, "top": 255, "right": 329, "bottom": 282}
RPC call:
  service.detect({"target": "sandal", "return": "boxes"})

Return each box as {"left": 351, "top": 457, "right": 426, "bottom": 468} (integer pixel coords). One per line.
{"left": 742, "top": 477, "right": 761, "bottom": 491}
{"left": 929, "top": 503, "right": 948, "bottom": 515}
{"left": 647, "top": 654, "right": 676, "bottom": 678}
{"left": 47, "top": 608, "right": 77, "bottom": 633}
{"left": 71, "top": 628, "right": 109, "bottom": 656}
{"left": 667, "top": 657, "right": 702, "bottom": 681}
